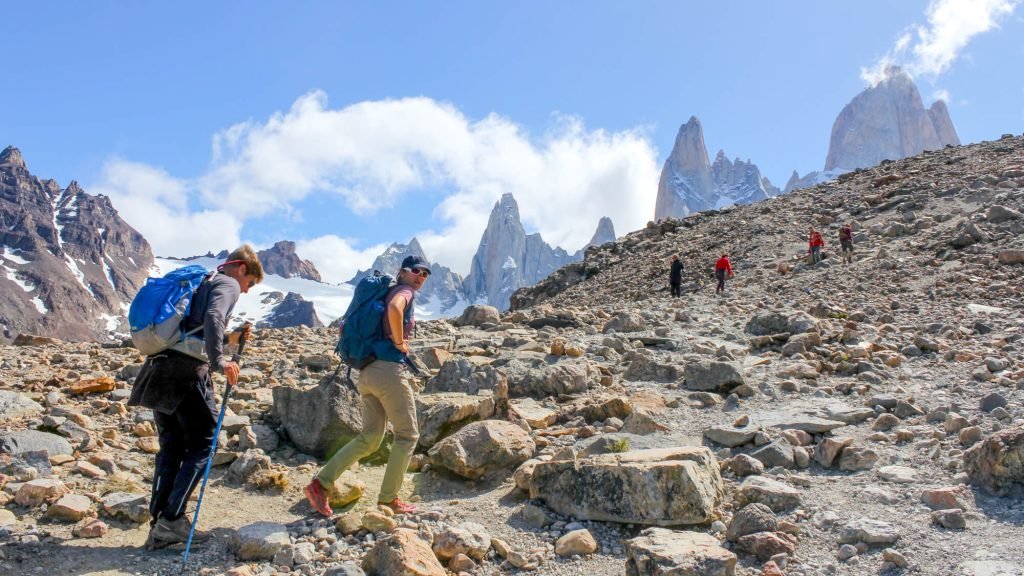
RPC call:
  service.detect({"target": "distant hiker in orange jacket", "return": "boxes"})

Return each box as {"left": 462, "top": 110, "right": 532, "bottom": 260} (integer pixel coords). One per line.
{"left": 808, "top": 227, "right": 824, "bottom": 265}
{"left": 714, "top": 253, "right": 733, "bottom": 294}
{"left": 838, "top": 223, "right": 854, "bottom": 264}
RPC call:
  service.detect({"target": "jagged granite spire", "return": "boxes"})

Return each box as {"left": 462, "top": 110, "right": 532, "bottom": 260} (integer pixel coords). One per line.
{"left": 825, "top": 66, "right": 960, "bottom": 171}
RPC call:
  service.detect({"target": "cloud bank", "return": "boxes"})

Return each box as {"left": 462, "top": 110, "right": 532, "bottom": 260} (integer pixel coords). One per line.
{"left": 92, "top": 93, "right": 660, "bottom": 282}
{"left": 861, "top": 0, "right": 1019, "bottom": 86}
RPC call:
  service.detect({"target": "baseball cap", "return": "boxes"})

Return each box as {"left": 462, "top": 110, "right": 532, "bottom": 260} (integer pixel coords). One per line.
{"left": 401, "top": 255, "right": 431, "bottom": 275}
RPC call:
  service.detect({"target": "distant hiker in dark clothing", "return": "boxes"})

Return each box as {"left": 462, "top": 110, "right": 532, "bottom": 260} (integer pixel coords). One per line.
{"left": 129, "top": 246, "right": 263, "bottom": 550}
{"left": 839, "top": 223, "right": 854, "bottom": 264}
{"left": 669, "top": 254, "right": 684, "bottom": 297}
{"left": 808, "top": 227, "right": 824, "bottom": 265}
{"left": 714, "top": 253, "right": 733, "bottom": 294}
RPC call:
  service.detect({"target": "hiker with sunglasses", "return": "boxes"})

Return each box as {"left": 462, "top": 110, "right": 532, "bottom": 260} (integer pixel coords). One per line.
{"left": 305, "top": 255, "right": 430, "bottom": 517}
{"left": 129, "top": 246, "right": 263, "bottom": 549}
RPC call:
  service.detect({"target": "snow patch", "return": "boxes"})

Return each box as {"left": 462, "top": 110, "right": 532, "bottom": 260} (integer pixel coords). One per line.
{"left": 103, "top": 255, "right": 117, "bottom": 290}
{"left": 31, "top": 297, "right": 48, "bottom": 314}
{"left": 502, "top": 256, "right": 518, "bottom": 270}
{"left": 99, "top": 313, "right": 121, "bottom": 333}
{"left": 1, "top": 246, "right": 31, "bottom": 265}
{"left": 2, "top": 263, "right": 36, "bottom": 292}
{"left": 65, "top": 254, "right": 96, "bottom": 297}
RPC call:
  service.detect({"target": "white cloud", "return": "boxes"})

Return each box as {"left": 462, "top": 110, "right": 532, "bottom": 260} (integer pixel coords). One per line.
{"left": 932, "top": 88, "right": 952, "bottom": 103}
{"left": 96, "top": 92, "right": 659, "bottom": 276}
{"left": 295, "top": 235, "right": 389, "bottom": 284}
{"left": 91, "top": 160, "right": 242, "bottom": 258}
{"left": 861, "top": 0, "right": 1019, "bottom": 84}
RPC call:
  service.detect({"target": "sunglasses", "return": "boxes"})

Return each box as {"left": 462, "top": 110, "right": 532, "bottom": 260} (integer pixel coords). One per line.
{"left": 409, "top": 268, "right": 429, "bottom": 278}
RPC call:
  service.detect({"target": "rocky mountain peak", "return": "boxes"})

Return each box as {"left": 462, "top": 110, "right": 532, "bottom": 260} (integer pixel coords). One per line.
{"left": 0, "top": 146, "right": 25, "bottom": 169}
{"left": 824, "top": 66, "right": 960, "bottom": 171}
{"left": 464, "top": 193, "right": 580, "bottom": 310}
{"left": 655, "top": 118, "right": 777, "bottom": 219}
{"left": 0, "top": 148, "right": 152, "bottom": 341}
{"left": 586, "top": 217, "right": 616, "bottom": 248}
{"left": 256, "top": 240, "right": 322, "bottom": 282}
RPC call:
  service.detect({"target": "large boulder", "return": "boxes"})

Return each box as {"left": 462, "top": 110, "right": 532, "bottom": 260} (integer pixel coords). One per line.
{"left": 623, "top": 355, "right": 681, "bottom": 383}
{"left": 428, "top": 420, "right": 535, "bottom": 480}
{"left": 0, "top": 430, "right": 74, "bottom": 457}
{"left": 453, "top": 304, "right": 501, "bottom": 327}
{"left": 964, "top": 427, "right": 1024, "bottom": 496}
{"left": 424, "top": 359, "right": 509, "bottom": 404}
{"left": 602, "top": 312, "right": 646, "bottom": 333}
{"left": 498, "top": 356, "right": 599, "bottom": 398}
{"left": 625, "top": 527, "right": 736, "bottom": 576}
{"left": 361, "top": 528, "right": 445, "bottom": 576}
{"left": 0, "top": 391, "right": 43, "bottom": 423}
{"left": 415, "top": 392, "right": 496, "bottom": 449}
{"left": 734, "top": 476, "right": 802, "bottom": 512}
{"left": 232, "top": 522, "right": 291, "bottom": 561}
{"left": 683, "top": 361, "right": 745, "bottom": 393}
{"left": 272, "top": 372, "right": 362, "bottom": 457}
{"left": 530, "top": 447, "right": 724, "bottom": 526}
{"left": 745, "top": 311, "right": 818, "bottom": 336}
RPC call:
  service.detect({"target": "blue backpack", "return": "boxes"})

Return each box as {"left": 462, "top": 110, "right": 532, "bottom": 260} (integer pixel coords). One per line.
{"left": 128, "top": 265, "right": 209, "bottom": 356}
{"left": 335, "top": 273, "right": 396, "bottom": 369}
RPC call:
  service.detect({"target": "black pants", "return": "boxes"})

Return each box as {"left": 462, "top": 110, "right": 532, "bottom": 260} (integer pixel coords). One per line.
{"left": 715, "top": 269, "right": 726, "bottom": 293}
{"left": 670, "top": 282, "right": 681, "bottom": 297}
{"left": 150, "top": 379, "right": 217, "bottom": 522}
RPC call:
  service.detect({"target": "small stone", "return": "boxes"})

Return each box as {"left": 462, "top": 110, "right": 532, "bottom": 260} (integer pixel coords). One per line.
{"left": 554, "top": 529, "right": 598, "bottom": 556}
{"left": 872, "top": 413, "right": 900, "bottom": 431}
{"left": 931, "top": 508, "right": 966, "bottom": 529}
{"left": 979, "top": 393, "right": 1007, "bottom": 413}
{"left": 921, "top": 487, "right": 963, "bottom": 510}
{"left": 959, "top": 426, "right": 983, "bottom": 447}
{"left": 46, "top": 494, "right": 92, "bottom": 522}
{"left": 72, "top": 518, "right": 109, "bottom": 538}
{"left": 878, "top": 465, "right": 918, "bottom": 483}
{"left": 882, "top": 548, "right": 909, "bottom": 568}
{"left": 361, "top": 511, "right": 398, "bottom": 533}
{"left": 335, "top": 512, "right": 362, "bottom": 536}
{"left": 837, "top": 544, "right": 858, "bottom": 561}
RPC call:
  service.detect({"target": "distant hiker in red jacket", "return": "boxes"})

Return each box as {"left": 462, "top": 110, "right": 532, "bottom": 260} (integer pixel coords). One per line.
{"left": 808, "top": 227, "right": 824, "bottom": 265}
{"left": 714, "top": 253, "right": 733, "bottom": 294}
{"left": 838, "top": 223, "right": 854, "bottom": 264}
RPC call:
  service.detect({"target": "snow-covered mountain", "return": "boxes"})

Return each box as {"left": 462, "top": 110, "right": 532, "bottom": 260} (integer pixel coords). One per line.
{"left": 654, "top": 117, "right": 778, "bottom": 220}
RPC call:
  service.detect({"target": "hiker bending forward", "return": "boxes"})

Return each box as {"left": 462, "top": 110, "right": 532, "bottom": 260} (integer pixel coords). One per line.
{"left": 305, "top": 255, "right": 430, "bottom": 517}
{"left": 129, "top": 246, "right": 263, "bottom": 549}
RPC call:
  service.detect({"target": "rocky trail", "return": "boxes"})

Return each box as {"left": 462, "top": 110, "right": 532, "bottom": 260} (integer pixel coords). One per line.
{"left": 2, "top": 134, "right": 1024, "bottom": 576}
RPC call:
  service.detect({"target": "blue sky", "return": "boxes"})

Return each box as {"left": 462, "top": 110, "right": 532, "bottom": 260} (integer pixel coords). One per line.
{"left": 2, "top": 1, "right": 1022, "bottom": 281}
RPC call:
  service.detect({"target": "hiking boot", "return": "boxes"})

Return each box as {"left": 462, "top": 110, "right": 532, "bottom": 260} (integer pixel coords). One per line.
{"left": 149, "top": 515, "right": 208, "bottom": 548}
{"left": 304, "top": 479, "right": 333, "bottom": 517}
{"left": 379, "top": 498, "right": 418, "bottom": 515}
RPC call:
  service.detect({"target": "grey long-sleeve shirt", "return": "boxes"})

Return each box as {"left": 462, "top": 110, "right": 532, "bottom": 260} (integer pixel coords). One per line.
{"left": 172, "top": 273, "right": 240, "bottom": 370}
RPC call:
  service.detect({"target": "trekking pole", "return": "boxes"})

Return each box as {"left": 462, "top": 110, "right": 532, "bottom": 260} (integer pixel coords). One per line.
{"left": 182, "top": 323, "right": 250, "bottom": 566}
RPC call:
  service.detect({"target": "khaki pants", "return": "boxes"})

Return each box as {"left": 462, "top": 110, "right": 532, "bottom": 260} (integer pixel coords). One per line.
{"left": 315, "top": 360, "right": 419, "bottom": 503}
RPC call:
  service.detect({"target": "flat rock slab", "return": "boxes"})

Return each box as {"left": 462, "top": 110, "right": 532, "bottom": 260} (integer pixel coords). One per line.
{"left": 838, "top": 518, "right": 900, "bottom": 545}
{"left": 101, "top": 492, "right": 150, "bottom": 524}
{"left": 734, "top": 476, "right": 802, "bottom": 512}
{"left": 703, "top": 425, "right": 759, "bottom": 447}
{"left": 232, "top": 522, "right": 291, "bottom": 561}
{"left": 625, "top": 527, "right": 736, "bottom": 576}
{"left": 758, "top": 414, "right": 846, "bottom": 433}
{"left": 0, "top": 391, "right": 43, "bottom": 423}
{"left": 824, "top": 404, "right": 876, "bottom": 424}
{"left": 0, "top": 430, "right": 73, "bottom": 456}
{"left": 509, "top": 398, "right": 558, "bottom": 429}
{"left": 416, "top": 392, "right": 496, "bottom": 449}
{"left": 530, "top": 447, "right": 724, "bottom": 526}
{"left": 878, "top": 465, "right": 918, "bottom": 483}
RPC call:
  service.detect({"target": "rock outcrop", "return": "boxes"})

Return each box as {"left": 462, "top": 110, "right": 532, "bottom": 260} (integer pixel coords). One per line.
{"left": 0, "top": 146, "right": 152, "bottom": 341}
{"left": 654, "top": 118, "right": 778, "bottom": 220}
{"left": 256, "top": 241, "right": 322, "bottom": 281}
{"left": 349, "top": 238, "right": 467, "bottom": 313}
{"left": 257, "top": 292, "right": 323, "bottom": 329}
{"left": 824, "top": 67, "right": 960, "bottom": 172}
